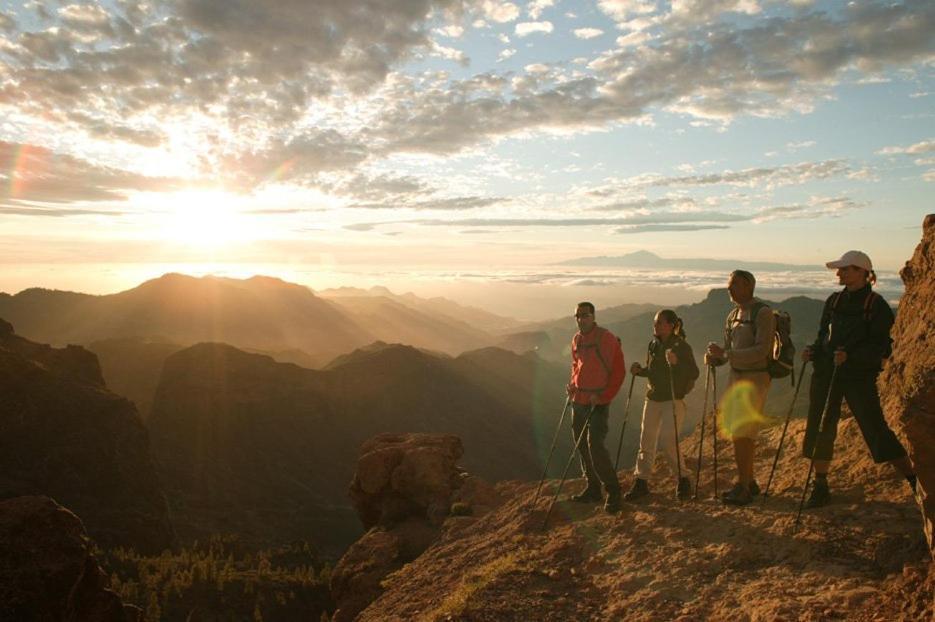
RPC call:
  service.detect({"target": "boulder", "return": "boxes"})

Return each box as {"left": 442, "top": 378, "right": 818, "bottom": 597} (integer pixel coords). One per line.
{"left": 349, "top": 433, "right": 464, "bottom": 529}
{"left": 0, "top": 495, "right": 139, "bottom": 621}
{"left": 879, "top": 214, "right": 935, "bottom": 556}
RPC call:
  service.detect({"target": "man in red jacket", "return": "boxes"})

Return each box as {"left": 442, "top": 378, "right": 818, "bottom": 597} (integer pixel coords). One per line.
{"left": 567, "top": 301, "right": 626, "bottom": 513}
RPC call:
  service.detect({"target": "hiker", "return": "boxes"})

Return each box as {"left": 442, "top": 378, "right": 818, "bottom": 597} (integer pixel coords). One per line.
{"left": 704, "top": 270, "right": 776, "bottom": 506}
{"left": 566, "top": 302, "right": 626, "bottom": 513}
{"left": 625, "top": 310, "right": 700, "bottom": 501}
{"left": 800, "top": 250, "right": 916, "bottom": 508}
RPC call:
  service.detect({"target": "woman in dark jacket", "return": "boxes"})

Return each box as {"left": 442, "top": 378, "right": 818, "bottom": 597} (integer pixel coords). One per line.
{"left": 801, "top": 250, "right": 916, "bottom": 507}
{"left": 625, "top": 309, "right": 700, "bottom": 501}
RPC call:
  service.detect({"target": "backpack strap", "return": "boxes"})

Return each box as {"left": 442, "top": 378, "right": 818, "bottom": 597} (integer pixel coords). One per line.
{"left": 863, "top": 291, "right": 878, "bottom": 322}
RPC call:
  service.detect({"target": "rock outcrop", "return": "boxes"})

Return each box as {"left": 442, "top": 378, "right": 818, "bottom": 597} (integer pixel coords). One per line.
{"left": 0, "top": 321, "right": 173, "bottom": 553}
{"left": 879, "top": 213, "right": 935, "bottom": 554}
{"left": 331, "top": 433, "right": 503, "bottom": 622}
{"left": 0, "top": 495, "right": 140, "bottom": 621}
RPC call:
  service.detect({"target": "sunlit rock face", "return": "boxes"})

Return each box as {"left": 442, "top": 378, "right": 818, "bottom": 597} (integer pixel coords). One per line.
{"left": 0, "top": 321, "right": 173, "bottom": 553}
{"left": 0, "top": 495, "right": 140, "bottom": 622}
{"left": 879, "top": 214, "right": 935, "bottom": 556}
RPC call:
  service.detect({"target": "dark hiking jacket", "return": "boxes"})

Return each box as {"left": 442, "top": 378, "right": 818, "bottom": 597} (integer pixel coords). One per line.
{"left": 809, "top": 284, "right": 894, "bottom": 379}
{"left": 634, "top": 335, "right": 699, "bottom": 401}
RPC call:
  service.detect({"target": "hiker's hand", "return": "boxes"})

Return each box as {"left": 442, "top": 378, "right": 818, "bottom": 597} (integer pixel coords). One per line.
{"left": 566, "top": 383, "right": 576, "bottom": 396}
{"left": 630, "top": 362, "right": 643, "bottom": 376}
{"left": 834, "top": 349, "right": 847, "bottom": 366}
{"left": 705, "top": 341, "right": 724, "bottom": 365}
{"left": 665, "top": 349, "right": 678, "bottom": 365}
{"left": 589, "top": 394, "right": 601, "bottom": 406}
{"left": 802, "top": 346, "right": 813, "bottom": 362}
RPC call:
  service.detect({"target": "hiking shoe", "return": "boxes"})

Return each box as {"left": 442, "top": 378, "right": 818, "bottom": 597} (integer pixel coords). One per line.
{"left": 721, "top": 482, "right": 753, "bottom": 506}
{"left": 624, "top": 478, "right": 650, "bottom": 501}
{"left": 570, "top": 485, "right": 602, "bottom": 504}
{"left": 604, "top": 490, "right": 622, "bottom": 514}
{"left": 805, "top": 480, "right": 831, "bottom": 508}
{"left": 676, "top": 477, "right": 692, "bottom": 501}
{"left": 749, "top": 480, "right": 761, "bottom": 497}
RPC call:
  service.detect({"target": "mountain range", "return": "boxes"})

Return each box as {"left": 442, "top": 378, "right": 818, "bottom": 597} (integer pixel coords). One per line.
{"left": 558, "top": 250, "right": 822, "bottom": 272}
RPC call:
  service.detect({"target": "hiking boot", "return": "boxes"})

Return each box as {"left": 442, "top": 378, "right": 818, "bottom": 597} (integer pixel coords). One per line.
{"left": 604, "top": 489, "right": 622, "bottom": 514}
{"left": 570, "top": 485, "right": 602, "bottom": 504}
{"left": 749, "top": 480, "right": 761, "bottom": 497}
{"left": 805, "top": 479, "right": 831, "bottom": 508}
{"left": 721, "top": 482, "right": 753, "bottom": 506}
{"left": 676, "top": 477, "right": 692, "bottom": 501}
{"left": 624, "top": 478, "right": 650, "bottom": 501}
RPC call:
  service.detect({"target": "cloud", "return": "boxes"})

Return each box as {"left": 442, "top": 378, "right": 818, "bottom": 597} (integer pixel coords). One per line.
{"left": 0, "top": 203, "right": 126, "bottom": 217}
{"left": 877, "top": 139, "right": 935, "bottom": 155}
{"left": 574, "top": 28, "right": 605, "bottom": 39}
{"left": 482, "top": 1, "right": 520, "bottom": 23}
{"left": 497, "top": 48, "right": 517, "bottom": 61}
{"left": 597, "top": 0, "right": 658, "bottom": 21}
{"left": 515, "top": 21, "right": 554, "bottom": 36}
{"left": 348, "top": 196, "right": 505, "bottom": 210}
{"left": 0, "top": 141, "right": 184, "bottom": 205}
{"left": 669, "top": 0, "right": 761, "bottom": 22}
{"left": 528, "top": 0, "right": 555, "bottom": 19}
{"left": 588, "top": 196, "right": 697, "bottom": 210}
{"left": 615, "top": 223, "right": 730, "bottom": 233}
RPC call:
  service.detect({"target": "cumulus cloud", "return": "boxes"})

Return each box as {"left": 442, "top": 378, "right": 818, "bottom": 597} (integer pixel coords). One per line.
{"left": 877, "top": 139, "right": 935, "bottom": 155}
{"left": 482, "top": 0, "right": 521, "bottom": 23}
{"left": 597, "top": 0, "right": 658, "bottom": 21}
{"left": 515, "top": 21, "right": 554, "bottom": 36}
{"left": 528, "top": 0, "right": 555, "bottom": 19}
{"left": 574, "top": 28, "right": 605, "bottom": 39}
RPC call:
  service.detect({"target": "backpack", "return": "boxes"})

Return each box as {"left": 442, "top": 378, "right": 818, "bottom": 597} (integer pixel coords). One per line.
{"left": 725, "top": 302, "right": 796, "bottom": 385}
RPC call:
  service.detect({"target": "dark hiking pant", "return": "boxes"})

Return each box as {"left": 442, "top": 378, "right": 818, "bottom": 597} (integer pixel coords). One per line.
{"left": 572, "top": 403, "right": 620, "bottom": 494}
{"left": 802, "top": 371, "right": 907, "bottom": 464}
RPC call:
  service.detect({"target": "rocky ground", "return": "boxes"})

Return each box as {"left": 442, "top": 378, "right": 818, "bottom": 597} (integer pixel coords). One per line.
{"left": 355, "top": 416, "right": 931, "bottom": 621}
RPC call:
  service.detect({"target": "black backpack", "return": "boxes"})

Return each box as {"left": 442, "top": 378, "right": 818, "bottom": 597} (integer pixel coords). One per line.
{"left": 725, "top": 302, "right": 796, "bottom": 384}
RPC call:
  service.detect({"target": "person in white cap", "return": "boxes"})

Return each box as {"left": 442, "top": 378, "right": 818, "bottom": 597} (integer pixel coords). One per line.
{"left": 800, "top": 250, "right": 916, "bottom": 508}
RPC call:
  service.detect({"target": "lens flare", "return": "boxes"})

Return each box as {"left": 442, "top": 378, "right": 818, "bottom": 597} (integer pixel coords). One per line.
{"left": 717, "top": 379, "right": 770, "bottom": 438}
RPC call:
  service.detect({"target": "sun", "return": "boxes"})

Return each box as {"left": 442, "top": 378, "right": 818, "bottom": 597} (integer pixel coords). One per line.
{"left": 158, "top": 189, "right": 255, "bottom": 248}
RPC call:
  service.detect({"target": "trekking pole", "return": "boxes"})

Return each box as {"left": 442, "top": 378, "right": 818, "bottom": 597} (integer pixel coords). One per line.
{"left": 613, "top": 376, "right": 637, "bottom": 471}
{"left": 531, "top": 396, "right": 572, "bottom": 507}
{"left": 543, "top": 404, "right": 596, "bottom": 529}
{"left": 667, "top": 357, "right": 683, "bottom": 497}
{"left": 712, "top": 366, "right": 719, "bottom": 499}
{"left": 793, "top": 360, "right": 840, "bottom": 532}
{"left": 692, "top": 365, "right": 711, "bottom": 501}
{"left": 762, "top": 363, "right": 809, "bottom": 501}
{"left": 532, "top": 395, "right": 571, "bottom": 505}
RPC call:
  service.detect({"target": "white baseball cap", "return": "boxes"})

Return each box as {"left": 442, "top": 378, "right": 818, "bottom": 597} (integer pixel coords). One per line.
{"left": 825, "top": 250, "right": 872, "bottom": 271}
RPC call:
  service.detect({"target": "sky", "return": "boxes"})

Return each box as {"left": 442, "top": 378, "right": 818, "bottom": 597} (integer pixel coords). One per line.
{"left": 1, "top": 0, "right": 933, "bottom": 318}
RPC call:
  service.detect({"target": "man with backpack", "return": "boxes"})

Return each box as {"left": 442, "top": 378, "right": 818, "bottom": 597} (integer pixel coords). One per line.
{"left": 800, "top": 251, "right": 916, "bottom": 508}
{"left": 705, "top": 270, "right": 776, "bottom": 506}
{"left": 567, "top": 302, "right": 626, "bottom": 513}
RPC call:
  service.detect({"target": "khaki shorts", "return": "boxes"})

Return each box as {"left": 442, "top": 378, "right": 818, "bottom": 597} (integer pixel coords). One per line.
{"left": 720, "top": 370, "right": 771, "bottom": 440}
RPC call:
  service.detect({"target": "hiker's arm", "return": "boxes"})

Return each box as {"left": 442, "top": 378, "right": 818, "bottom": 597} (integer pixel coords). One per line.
{"left": 598, "top": 335, "right": 625, "bottom": 403}
{"left": 676, "top": 342, "right": 700, "bottom": 384}
{"left": 808, "top": 296, "right": 834, "bottom": 357}
{"left": 847, "top": 297, "right": 895, "bottom": 364}
{"left": 728, "top": 306, "right": 775, "bottom": 367}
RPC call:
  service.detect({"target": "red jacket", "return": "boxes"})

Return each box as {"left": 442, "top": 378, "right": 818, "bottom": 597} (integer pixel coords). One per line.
{"left": 570, "top": 325, "right": 626, "bottom": 405}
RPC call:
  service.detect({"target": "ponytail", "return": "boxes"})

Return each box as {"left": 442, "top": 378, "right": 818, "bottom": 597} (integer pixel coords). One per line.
{"left": 658, "top": 309, "right": 687, "bottom": 339}
{"left": 868, "top": 270, "right": 877, "bottom": 286}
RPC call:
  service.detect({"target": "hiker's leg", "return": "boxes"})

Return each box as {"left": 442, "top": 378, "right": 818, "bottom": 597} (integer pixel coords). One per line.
{"left": 734, "top": 437, "right": 755, "bottom": 486}
{"left": 802, "top": 370, "right": 844, "bottom": 467}
{"left": 841, "top": 378, "right": 909, "bottom": 466}
{"left": 634, "top": 400, "right": 662, "bottom": 480}
{"left": 586, "top": 404, "right": 620, "bottom": 494}
{"left": 572, "top": 403, "right": 599, "bottom": 489}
